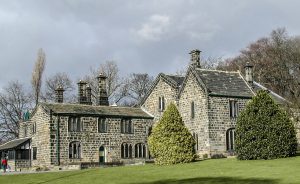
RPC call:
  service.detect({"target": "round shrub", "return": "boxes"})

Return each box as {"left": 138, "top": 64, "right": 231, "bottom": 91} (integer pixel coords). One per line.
{"left": 235, "top": 90, "right": 297, "bottom": 160}
{"left": 148, "top": 103, "right": 195, "bottom": 165}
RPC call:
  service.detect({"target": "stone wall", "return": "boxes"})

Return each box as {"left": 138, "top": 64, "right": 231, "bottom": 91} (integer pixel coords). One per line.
{"left": 49, "top": 115, "right": 153, "bottom": 167}
{"left": 19, "top": 105, "right": 153, "bottom": 169}
{"left": 178, "top": 71, "right": 210, "bottom": 156}
{"left": 15, "top": 160, "right": 31, "bottom": 170}
{"left": 142, "top": 78, "right": 179, "bottom": 123}
{"left": 207, "top": 97, "right": 249, "bottom": 156}
{"left": 20, "top": 106, "right": 52, "bottom": 167}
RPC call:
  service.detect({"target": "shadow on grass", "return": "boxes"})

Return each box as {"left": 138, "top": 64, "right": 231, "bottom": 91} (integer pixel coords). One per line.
{"left": 134, "top": 177, "right": 279, "bottom": 184}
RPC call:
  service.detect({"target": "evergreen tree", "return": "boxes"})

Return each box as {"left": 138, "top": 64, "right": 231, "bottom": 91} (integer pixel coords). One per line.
{"left": 148, "top": 103, "right": 195, "bottom": 165}
{"left": 236, "top": 90, "right": 297, "bottom": 160}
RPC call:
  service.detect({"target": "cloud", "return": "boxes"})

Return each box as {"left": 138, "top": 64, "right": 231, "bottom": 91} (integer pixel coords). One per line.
{"left": 136, "top": 14, "right": 171, "bottom": 42}
{"left": 0, "top": 0, "right": 300, "bottom": 90}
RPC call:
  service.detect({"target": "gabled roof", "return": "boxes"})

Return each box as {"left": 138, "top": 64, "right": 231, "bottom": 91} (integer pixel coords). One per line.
{"left": 39, "top": 103, "right": 153, "bottom": 119}
{"left": 252, "top": 82, "right": 287, "bottom": 104}
{"left": 165, "top": 74, "right": 185, "bottom": 87}
{"left": 195, "top": 69, "right": 254, "bottom": 98}
{"left": 0, "top": 138, "right": 30, "bottom": 151}
{"left": 139, "top": 73, "right": 184, "bottom": 105}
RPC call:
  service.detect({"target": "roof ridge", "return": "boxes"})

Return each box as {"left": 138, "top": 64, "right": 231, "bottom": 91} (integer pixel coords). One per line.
{"left": 165, "top": 74, "right": 185, "bottom": 77}
{"left": 196, "top": 68, "right": 240, "bottom": 73}
{"left": 253, "top": 81, "right": 287, "bottom": 101}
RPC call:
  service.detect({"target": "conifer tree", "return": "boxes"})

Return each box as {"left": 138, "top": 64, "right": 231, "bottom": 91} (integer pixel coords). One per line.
{"left": 148, "top": 103, "right": 195, "bottom": 165}
{"left": 236, "top": 90, "right": 297, "bottom": 160}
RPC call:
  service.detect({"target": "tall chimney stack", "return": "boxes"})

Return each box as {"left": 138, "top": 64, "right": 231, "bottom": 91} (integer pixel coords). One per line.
{"left": 86, "top": 85, "right": 92, "bottom": 105}
{"left": 77, "top": 80, "right": 87, "bottom": 104}
{"left": 244, "top": 62, "right": 254, "bottom": 84}
{"left": 189, "top": 49, "right": 201, "bottom": 68}
{"left": 55, "top": 86, "right": 64, "bottom": 103}
{"left": 97, "top": 73, "right": 109, "bottom": 106}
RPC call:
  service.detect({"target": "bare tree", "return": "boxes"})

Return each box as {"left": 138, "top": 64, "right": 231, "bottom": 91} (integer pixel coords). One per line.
{"left": 219, "top": 28, "right": 300, "bottom": 107}
{"left": 43, "top": 72, "right": 75, "bottom": 102}
{"left": 116, "top": 73, "right": 154, "bottom": 106}
{"left": 0, "top": 81, "right": 32, "bottom": 140}
{"left": 84, "top": 61, "right": 122, "bottom": 104}
{"left": 176, "top": 56, "right": 223, "bottom": 76}
{"left": 31, "top": 48, "right": 46, "bottom": 106}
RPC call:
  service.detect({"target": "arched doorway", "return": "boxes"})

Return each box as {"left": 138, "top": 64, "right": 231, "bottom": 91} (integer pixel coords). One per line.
{"left": 99, "top": 146, "right": 105, "bottom": 164}
{"left": 226, "top": 128, "right": 235, "bottom": 152}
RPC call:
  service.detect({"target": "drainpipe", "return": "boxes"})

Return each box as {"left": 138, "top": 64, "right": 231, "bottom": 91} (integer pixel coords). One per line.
{"left": 56, "top": 116, "right": 60, "bottom": 166}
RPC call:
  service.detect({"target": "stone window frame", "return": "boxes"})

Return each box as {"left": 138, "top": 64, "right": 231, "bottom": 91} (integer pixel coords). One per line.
{"left": 121, "top": 143, "right": 132, "bottom": 159}
{"left": 193, "top": 132, "right": 199, "bottom": 151}
{"left": 24, "top": 125, "right": 28, "bottom": 137}
{"left": 158, "top": 96, "right": 165, "bottom": 112}
{"left": 226, "top": 128, "right": 235, "bottom": 152}
{"left": 229, "top": 100, "right": 239, "bottom": 118}
{"left": 32, "top": 122, "right": 37, "bottom": 134}
{"left": 120, "top": 118, "right": 134, "bottom": 134}
{"left": 68, "top": 116, "right": 83, "bottom": 132}
{"left": 134, "top": 143, "right": 146, "bottom": 158}
{"left": 69, "top": 141, "right": 81, "bottom": 159}
{"left": 32, "top": 147, "right": 37, "bottom": 160}
{"left": 98, "top": 117, "right": 108, "bottom": 133}
{"left": 191, "top": 101, "right": 195, "bottom": 119}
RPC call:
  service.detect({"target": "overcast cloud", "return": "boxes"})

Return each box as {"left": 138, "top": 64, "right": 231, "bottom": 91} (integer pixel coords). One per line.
{"left": 0, "top": 0, "right": 300, "bottom": 89}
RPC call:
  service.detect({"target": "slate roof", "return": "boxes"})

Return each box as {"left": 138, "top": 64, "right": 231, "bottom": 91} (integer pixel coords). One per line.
{"left": 40, "top": 103, "right": 153, "bottom": 119}
{"left": 0, "top": 138, "right": 30, "bottom": 151}
{"left": 252, "top": 82, "right": 287, "bottom": 104}
{"left": 195, "top": 69, "right": 254, "bottom": 98}
{"left": 165, "top": 75, "right": 185, "bottom": 87}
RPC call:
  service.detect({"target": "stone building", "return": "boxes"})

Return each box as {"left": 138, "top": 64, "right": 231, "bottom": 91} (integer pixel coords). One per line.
{"left": 141, "top": 49, "right": 291, "bottom": 158}
{"left": 0, "top": 74, "right": 153, "bottom": 171}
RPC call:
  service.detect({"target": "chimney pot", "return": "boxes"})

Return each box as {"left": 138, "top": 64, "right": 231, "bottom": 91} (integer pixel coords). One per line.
{"left": 77, "top": 80, "right": 87, "bottom": 104}
{"left": 55, "top": 85, "right": 64, "bottom": 103}
{"left": 86, "top": 85, "right": 92, "bottom": 105}
{"left": 244, "top": 62, "right": 254, "bottom": 84}
{"left": 97, "top": 73, "right": 109, "bottom": 106}
{"left": 189, "top": 49, "right": 201, "bottom": 68}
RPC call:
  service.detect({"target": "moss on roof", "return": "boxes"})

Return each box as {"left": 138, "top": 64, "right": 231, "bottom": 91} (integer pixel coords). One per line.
{"left": 40, "top": 103, "right": 153, "bottom": 119}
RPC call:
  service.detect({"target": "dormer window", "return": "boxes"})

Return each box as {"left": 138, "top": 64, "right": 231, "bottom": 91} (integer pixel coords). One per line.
{"left": 229, "top": 100, "right": 238, "bottom": 118}
{"left": 158, "top": 96, "right": 165, "bottom": 111}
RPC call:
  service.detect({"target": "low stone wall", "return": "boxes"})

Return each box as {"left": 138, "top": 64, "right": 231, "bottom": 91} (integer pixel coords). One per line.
{"left": 15, "top": 160, "right": 31, "bottom": 171}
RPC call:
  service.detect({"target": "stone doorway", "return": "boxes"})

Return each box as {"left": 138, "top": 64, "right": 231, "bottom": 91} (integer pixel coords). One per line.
{"left": 99, "top": 146, "right": 105, "bottom": 164}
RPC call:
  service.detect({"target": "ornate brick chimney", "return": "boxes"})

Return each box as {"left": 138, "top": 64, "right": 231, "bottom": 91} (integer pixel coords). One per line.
{"left": 55, "top": 86, "right": 64, "bottom": 103}
{"left": 244, "top": 62, "right": 254, "bottom": 84}
{"left": 86, "top": 85, "right": 92, "bottom": 105}
{"left": 97, "top": 73, "right": 109, "bottom": 106}
{"left": 77, "top": 80, "right": 87, "bottom": 104}
{"left": 189, "top": 49, "right": 201, "bottom": 68}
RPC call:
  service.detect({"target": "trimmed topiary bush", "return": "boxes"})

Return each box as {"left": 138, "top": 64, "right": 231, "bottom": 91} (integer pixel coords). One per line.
{"left": 148, "top": 103, "right": 195, "bottom": 165}
{"left": 236, "top": 90, "right": 297, "bottom": 160}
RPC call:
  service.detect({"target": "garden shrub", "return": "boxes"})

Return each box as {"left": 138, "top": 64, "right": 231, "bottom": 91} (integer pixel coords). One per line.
{"left": 148, "top": 103, "right": 195, "bottom": 165}
{"left": 235, "top": 90, "right": 297, "bottom": 160}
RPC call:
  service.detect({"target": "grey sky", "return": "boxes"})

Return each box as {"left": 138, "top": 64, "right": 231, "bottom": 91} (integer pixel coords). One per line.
{"left": 0, "top": 0, "right": 299, "bottom": 89}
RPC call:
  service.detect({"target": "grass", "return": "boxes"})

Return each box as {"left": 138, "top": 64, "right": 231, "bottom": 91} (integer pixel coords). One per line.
{"left": 1, "top": 156, "right": 300, "bottom": 184}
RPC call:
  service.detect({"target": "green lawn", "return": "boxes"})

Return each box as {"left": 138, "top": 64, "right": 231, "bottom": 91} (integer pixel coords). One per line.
{"left": 1, "top": 156, "right": 300, "bottom": 184}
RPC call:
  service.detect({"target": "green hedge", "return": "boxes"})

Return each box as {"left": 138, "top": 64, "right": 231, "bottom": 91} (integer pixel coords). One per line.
{"left": 148, "top": 103, "right": 195, "bottom": 165}
{"left": 235, "top": 90, "right": 297, "bottom": 160}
